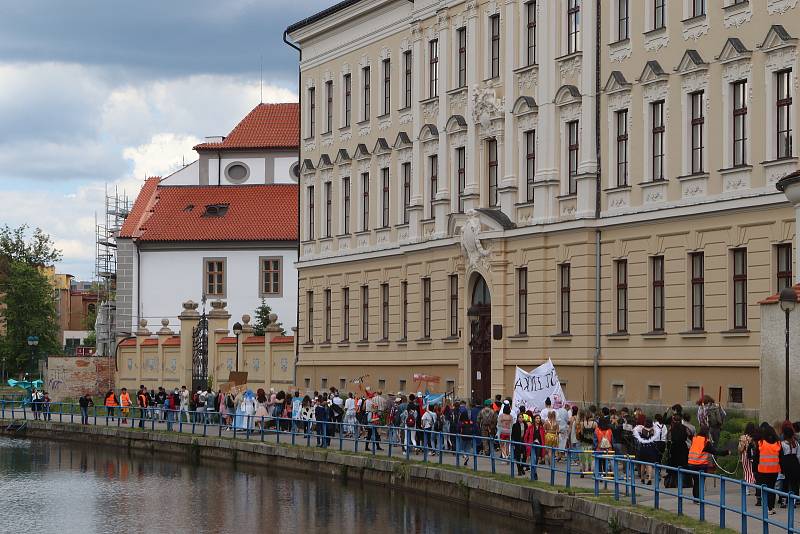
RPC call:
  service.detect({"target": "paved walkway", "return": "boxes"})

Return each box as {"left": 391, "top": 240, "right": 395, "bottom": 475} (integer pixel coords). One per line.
{"left": 4, "top": 408, "right": 796, "bottom": 533}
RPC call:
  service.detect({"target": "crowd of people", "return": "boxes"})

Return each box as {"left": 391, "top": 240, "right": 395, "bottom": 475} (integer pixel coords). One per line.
{"left": 67, "top": 386, "right": 800, "bottom": 509}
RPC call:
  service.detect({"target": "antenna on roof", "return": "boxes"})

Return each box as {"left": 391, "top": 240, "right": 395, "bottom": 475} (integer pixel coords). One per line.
{"left": 260, "top": 55, "right": 264, "bottom": 104}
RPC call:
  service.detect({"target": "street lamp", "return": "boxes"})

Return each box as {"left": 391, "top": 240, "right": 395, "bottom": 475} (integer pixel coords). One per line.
{"left": 232, "top": 322, "right": 243, "bottom": 372}
{"left": 26, "top": 335, "right": 39, "bottom": 378}
{"left": 780, "top": 286, "right": 797, "bottom": 422}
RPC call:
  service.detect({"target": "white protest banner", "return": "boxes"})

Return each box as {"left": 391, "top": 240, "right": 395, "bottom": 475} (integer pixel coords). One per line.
{"left": 511, "top": 359, "right": 565, "bottom": 417}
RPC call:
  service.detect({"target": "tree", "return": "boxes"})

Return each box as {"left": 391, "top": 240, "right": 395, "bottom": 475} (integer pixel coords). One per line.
{"left": 252, "top": 298, "right": 284, "bottom": 336}
{"left": 0, "top": 224, "right": 62, "bottom": 266}
{"left": 0, "top": 261, "right": 61, "bottom": 375}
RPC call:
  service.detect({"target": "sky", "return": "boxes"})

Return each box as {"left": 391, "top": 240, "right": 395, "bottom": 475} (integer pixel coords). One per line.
{"left": 0, "top": 0, "right": 330, "bottom": 279}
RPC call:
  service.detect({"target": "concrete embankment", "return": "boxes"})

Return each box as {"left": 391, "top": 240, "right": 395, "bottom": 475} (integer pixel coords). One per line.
{"left": 1, "top": 421, "right": 693, "bottom": 534}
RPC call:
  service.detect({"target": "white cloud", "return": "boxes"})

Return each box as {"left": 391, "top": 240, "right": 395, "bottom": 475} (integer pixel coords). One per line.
{"left": 0, "top": 61, "right": 297, "bottom": 279}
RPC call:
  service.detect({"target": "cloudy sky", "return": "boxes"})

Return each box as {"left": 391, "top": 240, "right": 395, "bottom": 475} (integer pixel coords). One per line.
{"left": 0, "top": 0, "right": 329, "bottom": 279}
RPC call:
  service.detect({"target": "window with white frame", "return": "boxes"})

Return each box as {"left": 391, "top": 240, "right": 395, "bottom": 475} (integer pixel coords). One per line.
{"left": 457, "top": 28, "right": 467, "bottom": 88}
{"left": 526, "top": 2, "right": 536, "bottom": 66}
{"left": 616, "top": 109, "right": 628, "bottom": 186}
{"left": 777, "top": 243, "right": 793, "bottom": 291}
{"left": 560, "top": 263, "right": 571, "bottom": 334}
{"left": 401, "top": 281, "right": 408, "bottom": 340}
{"left": 429, "top": 155, "right": 438, "bottom": 216}
{"left": 449, "top": 274, "right": 459, "bottom": 337}
{"left": 361, "top": 172, "right": 369, "bottom": 231}
{"left": 342, "top": 287, "right": 350, "bottom": 341}
{"left": 691, "top": 0, "right": 705, "bottom": 17}
{"left": 652, "top": 100, "right": 665, "bottom": 181}
{"left": 422, "top": 277, "right": 431, "bottom": 338}
{"left": 382, "top": 59, "right": 391, "bottom": 115}
{"left": 343, "top": 74, "right": 352, "bottom": 127}
{"left": 518, "top": 267, "right": 528, "bottom": 335}
{"left": 653, "top": 0, "right": 665, "bottom": 30}
{"left": 381, "top": 167, "right": 390, "bottom": 228}
{"left": 306, "top": 290, "right": 314, "bottom": 342}
{"left": 403, "top": 51, "right": 412, "bottom": 108}
{"left": 652, "top": 256, "right": 665, "bottom": 332}
{"left": 488, "top": 138, "right": 498, "bottom": 206}
{"left": 525, "top": 130, "right": 535, "bottom": 202}
{"left": 489, "top": 14, "right": 500, "bottom": 78}
{"left": 307, "top": 185, "right": 315, "bottom": 239}
{"left": 308, "top": 86, "right": 315, "bottom": 137}
{"left": 403, "top": 162, "right": 411, "bottom": 224}
{"left": 325, "top": 81, "right": 333, "bottom": 133}
{"left": 324, "top": 181, "right": 332, "bottom": 237}
{"left": 429, "top": 39, "right": 439, "bottom": 98}
{"left": 617, "top": 0, "right": 629, "bottom": 41}
{"left": 732, "top": 248, "right": 747, "bottom": 330}
{"left": 362, "top": 66, "right": 371, "bottom": 121}
{"left": 690, "top": 252, "right": 704, "bottom": 331}
{"left": 732, "top": 80, "right": 748, "bottom": 166}
{"left": 567, "top": 121, "right": 579, "bottom": 194}
{"left": 342, "top": 176, "right": 351, "bottom": 234}
{"left": 361, "top": 285, "right": 369, "bottom": 340}
{"left": 457, "top": 147, "right": 466, "bottom": 213}
{"left": 690, "top": 91, "right": 705, "bottom": 174}
{"left": 777, "top": 69, "right": 793, "bottom": 159}
{"left": 381, "top": 283, "right": 389, "bottom": 340}
{"left": 324, "top": 289, "right": 331, "bottom": 342}
{"left": 567, "top": 0, "right": 581, "bottom": 54}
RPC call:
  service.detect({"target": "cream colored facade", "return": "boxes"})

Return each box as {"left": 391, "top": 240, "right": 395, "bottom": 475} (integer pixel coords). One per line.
{"left": 287, "top": 0, "right": 799, "bottom": 411}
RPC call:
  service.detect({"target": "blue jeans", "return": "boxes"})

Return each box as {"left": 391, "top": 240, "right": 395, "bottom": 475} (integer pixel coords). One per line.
{"left": 80, "top": 406, "right": 89, "bottom": 425}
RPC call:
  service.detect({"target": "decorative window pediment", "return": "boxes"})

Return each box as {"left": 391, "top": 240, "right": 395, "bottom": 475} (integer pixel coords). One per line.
{"left": 674, "top": 51, "right": 707, "bottom": 75}
{"left": 335, "top": 149, "right": 351, "bottom": 165}
{"left": 394, "top": 131, "right": 412, "bottom": 150}
{"left": 372, "top": 137, "right": 391, "bottom": 155}
{"left": 717, "top": 38, "right": 751, "bottom": 64}
{"left": 603, "top": 71, "right": 631, "bottom": 94}
{"left": 301, "top": 159, "right": 316, "bottom": 175}
{"left": 418, "top": 123, "right": 439, "bottom": 143}
{"left": 512, "top": 96, "right": 537, "bottom": 116}
{"left": 353, "top": 143, "right": 371, "bottom": 160}
{"left": 317, "top": 154, "right": 333, "bottom": 169}
{"left": 445, "top": 114, "right": 467, "bottom": 134}
{"left": 760, "top": 24, "right": 797, "bottom": 52}
{"left": 635, "top": 61, "right": 666, "bottom": 86}
{"left": 554, "top": 84, "right": 581, "bottom": 106}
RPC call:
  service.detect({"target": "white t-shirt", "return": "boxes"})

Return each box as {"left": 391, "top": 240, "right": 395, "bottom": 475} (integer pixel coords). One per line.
{"left": 344, "top": 398, "right": 356, "bottom": 415}
{"left": 422, "top": 410, "right": 436, "bottom": 430}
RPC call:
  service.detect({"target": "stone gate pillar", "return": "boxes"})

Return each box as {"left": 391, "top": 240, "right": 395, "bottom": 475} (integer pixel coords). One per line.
{"left": 178, "top": 301, "right": 200, "bottom": 388}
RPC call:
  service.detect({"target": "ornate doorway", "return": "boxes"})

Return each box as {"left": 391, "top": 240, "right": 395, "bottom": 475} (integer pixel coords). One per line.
{"left": 468, "top": 275, "right": 491, "bottom": 404}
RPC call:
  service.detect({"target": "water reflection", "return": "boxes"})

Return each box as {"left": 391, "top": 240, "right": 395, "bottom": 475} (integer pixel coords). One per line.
{"left": 0, "top": 438, "right": 529, "bottom": 533}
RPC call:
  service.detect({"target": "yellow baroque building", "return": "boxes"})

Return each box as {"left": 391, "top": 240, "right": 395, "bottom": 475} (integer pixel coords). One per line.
{"left": 286, "top": 0, "right": 799, "bottom": 410}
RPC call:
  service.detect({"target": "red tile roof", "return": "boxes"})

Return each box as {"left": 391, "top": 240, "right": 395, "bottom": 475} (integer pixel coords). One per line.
{"left": 119, "top": 338, "right": 137, "bottom": 347}
{"left": 141, "top": 338, "right": 158, "bottom": 346}
{"left": 271, "top": 336, "right": 295, "bottom": 344}
{"left": 194, "top": 103, "right": 299, "bottom": 151}
{"left": 119, "top": 177, "right": 160, "bottom": 238}
{"left": 759, "top": 283, "right": 800, "bottom": 305}
{"left": 217, "top": 337, "right": 237, "bottom": 345}
{"left": 163, "top": 336, "right": 181, "bottom": 346}
{"left": 243, "top": 335, "right": 265, "bottom": 345}
{"left": 120, "top": 183, "right": 298, "bottom": 242}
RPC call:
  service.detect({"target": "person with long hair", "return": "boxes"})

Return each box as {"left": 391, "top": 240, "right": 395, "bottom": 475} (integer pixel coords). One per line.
{"left": 254, "top": 388, "right": 269, "bottom": 430}
{"left": 525, "top": 414, "right": 546, "bottom": 466}
{"left": 633, "top": 419, "right": 660, "bottom": 485}
{"left": 739, "top": 422, "right": 758, "bottom": 491}
{"left": 543, "top": 410, "right": 560, "bottom": 464}
{"left": 780, "top": 426, "right": 800, "bottom": 507}
{"left": 497, "top": 405, "right": 513, "bottom": 459}
{"left": 756, "top": 423, "right": 782, "bottom": 513}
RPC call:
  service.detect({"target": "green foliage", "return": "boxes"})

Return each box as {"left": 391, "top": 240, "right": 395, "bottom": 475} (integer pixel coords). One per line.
{"left": 0, "top": 261, "right": 61, "bottom": 374}
{"left": 0, "top": 224, "right": 62, "bottom": 268}
{"left": 252, "top": 298, "right": 285, "bottom": 335}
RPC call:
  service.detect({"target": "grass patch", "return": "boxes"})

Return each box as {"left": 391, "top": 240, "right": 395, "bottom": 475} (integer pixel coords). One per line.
{"left": 591, "top": 495, "right": 738, "bottom": 534}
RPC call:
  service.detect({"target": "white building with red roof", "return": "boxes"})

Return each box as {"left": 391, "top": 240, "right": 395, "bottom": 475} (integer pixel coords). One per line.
{"left": 116, "top": 103, "right": 299, "bottom": 336}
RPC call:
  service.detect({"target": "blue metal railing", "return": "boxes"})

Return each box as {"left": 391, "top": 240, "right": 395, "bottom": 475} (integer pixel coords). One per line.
{"left": 1, "top": 399, "right": 796, "bottom": 533}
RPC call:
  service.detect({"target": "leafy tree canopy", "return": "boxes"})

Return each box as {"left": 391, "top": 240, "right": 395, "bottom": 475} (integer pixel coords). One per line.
{"left": 0, "top": 224, "right": 62, "bottom": 266}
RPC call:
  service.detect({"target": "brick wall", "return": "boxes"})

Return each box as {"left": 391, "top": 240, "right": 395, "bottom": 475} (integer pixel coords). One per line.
{"left": 45, "top": 356, "right": 113, "bottom": 402}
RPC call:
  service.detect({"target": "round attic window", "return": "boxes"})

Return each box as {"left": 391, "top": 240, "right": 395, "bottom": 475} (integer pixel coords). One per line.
{"left": 290, "top": 161, "right": 300, "bottom": 182}
{"left": 225, "top": 162, "right": 250, "bottom": 183}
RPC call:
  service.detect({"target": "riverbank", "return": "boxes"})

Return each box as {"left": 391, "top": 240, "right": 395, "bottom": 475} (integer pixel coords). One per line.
{"left": 0, "top": 420, "right": 730, "bottom": 534}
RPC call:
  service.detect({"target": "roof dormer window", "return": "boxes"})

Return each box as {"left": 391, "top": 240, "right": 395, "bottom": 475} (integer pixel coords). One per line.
{"left": 203, "top": 203, "right": 229, "bottom": 217}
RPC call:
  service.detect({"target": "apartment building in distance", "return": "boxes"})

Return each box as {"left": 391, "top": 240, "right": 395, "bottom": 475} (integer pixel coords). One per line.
{"left": 286, "top": 0, "right": 799, "bottom": 410}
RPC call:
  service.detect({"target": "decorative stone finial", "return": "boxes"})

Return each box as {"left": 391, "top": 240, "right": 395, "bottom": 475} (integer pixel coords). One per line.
{"left": 268, "top": 313, "right": 278, "bottom": 325}
{"left": 139, "top": 318, "right": 148, "bottom": 328}
{"left": 161, "top": 318, "right": 169, "bottom": 327}
{"left": 182, "top": 300, "right": 199, "bottom": 311}
{"left": 242, "top": 314, "right": 251, "bottom": 325}
{"left": 211, "top": 300, "right": 227, "bottom": 310}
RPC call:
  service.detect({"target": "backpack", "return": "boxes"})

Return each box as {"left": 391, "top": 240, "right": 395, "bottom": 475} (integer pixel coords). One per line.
{"left": 331, "top": 403, "right": 344, "bottom": 418}
{"left": 461, "top": 419, "right": 475, "bottom": 435}
{"left": 434, "top": 414, "right": 444, "bottom": 432}
{"left": 391, "top": 406, "right": 402, "bottom": 426}
{"left": 226, "top": 395, "right": 235, "bottom": 409}
{"left": 707, "top": 406, "right": 723, "bottom": 428}
{"left": 405, "top": 410, "right": 416, "bottom": 427}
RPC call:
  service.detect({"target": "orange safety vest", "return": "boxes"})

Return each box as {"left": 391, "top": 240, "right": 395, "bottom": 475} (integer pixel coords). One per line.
{"left": 120, "top": 392, "right": 131, "bottom": 407}
{"left": 688, "top": 436, "right": 711, "bottom": 466}
{"left": 758, "top": 440, "right": 781, "bottom": 474}
{"left": 595, "top": 428, "right": 613, "bottom": 451}
{"left": 105, "top": 394, "right": 118, "bottom": 407}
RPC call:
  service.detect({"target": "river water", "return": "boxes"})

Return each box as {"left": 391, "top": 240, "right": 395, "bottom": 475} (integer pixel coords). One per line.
{"left": 0, "top": 437, "right": 534, "bottom": 533}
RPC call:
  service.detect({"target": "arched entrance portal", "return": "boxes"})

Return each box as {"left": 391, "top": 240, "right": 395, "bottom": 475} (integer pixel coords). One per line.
{"left": 468, "top": 275, "right": 491, "bottom": 404}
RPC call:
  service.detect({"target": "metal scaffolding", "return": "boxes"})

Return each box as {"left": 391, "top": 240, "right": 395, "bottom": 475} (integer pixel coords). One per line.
{"left": 94, "top": 184, "right": 131, "bottom": 357}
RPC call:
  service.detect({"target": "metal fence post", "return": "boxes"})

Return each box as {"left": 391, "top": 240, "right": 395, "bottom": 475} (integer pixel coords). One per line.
{"left": 741, "top": 481, "right": 748, "bottom": 534}
{"left": 677, "top": 467, "right": 684, "bottom": 516}
{"left": 719, "top": 478, "right": 726, "bottom": 529}
{"left": 654, "top": 465, "right": 661, "bottom": 510}
{"left": 698, "top": 470, "right": 705, "bottom": 522}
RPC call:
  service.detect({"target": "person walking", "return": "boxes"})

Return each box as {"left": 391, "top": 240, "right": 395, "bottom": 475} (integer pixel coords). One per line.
{"left": 497, "top": 405, "right": 513, "bottom": 459}
{"left": 543, "top": 410, "right": 560, "bottom": 465}
{"left": 179, "top": 386, "right": 190, "bottom": 423}
{"left": 755, "top": 424, "right": 782, "bottom": 513}
{"left": 511, "top": 413, "right": 529, "bottom": 476}
{"left": 458, "top": 411, "right": 476, "bottom": 466}
{"left": 738, "top": 422, "right": 758, "bottom": 491}
{"left": 687, "top": 427, "right": 730, "bottom": 503}
{"left": 780, "top": 426, "right": 800, "bottom": 507}
{"left": 79, "top": 393, "right": 94, "bottom": 425}
{"left": 477, "top": 400, "right": 497, "bottom": 456}
{"left": 136, "top": 386, "right": 148, "bottom": 428}
{"left": 119, "top": 388, "right": 132, "bottom": 425}
{"left": 103, "top": 389, "right": 118, "bottom": 422}
{"left": 633, "top": 419, "right": 660, "bottom": 485}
